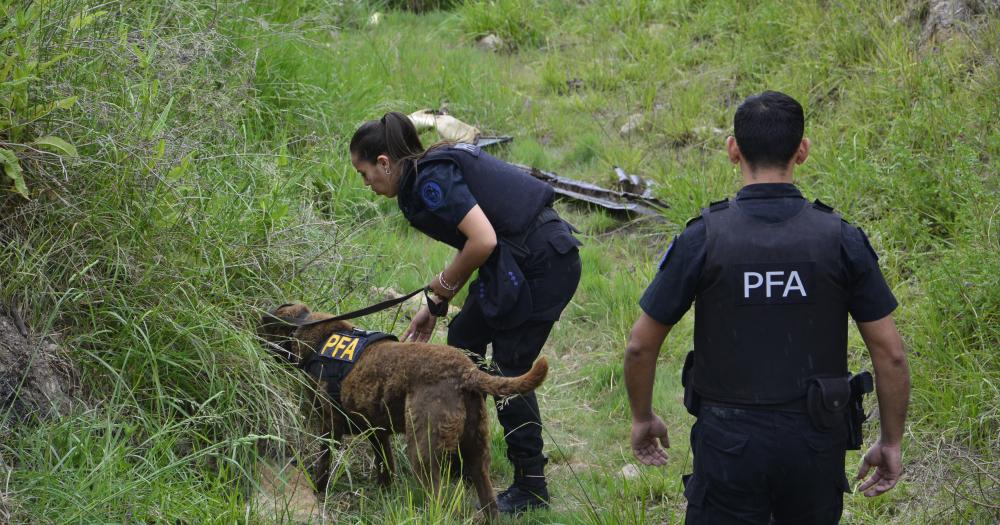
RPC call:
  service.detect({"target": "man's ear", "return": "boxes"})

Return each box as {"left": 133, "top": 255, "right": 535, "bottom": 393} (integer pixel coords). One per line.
{"left": 726, "top": 136, "right": 741, "bottom": 165}
{"left": 794, "top": 138, "right": 810, "bottom": 165}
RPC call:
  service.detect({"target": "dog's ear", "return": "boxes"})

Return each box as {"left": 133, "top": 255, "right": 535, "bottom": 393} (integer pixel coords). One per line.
{"left": 260, "top": 319, "right": 311, "bottom": 366}
{"left": 257, "top": 304, "right": 313, "bottom": 364}
{"left": 258, "top": 312, "right": 295, "bottom": 337}
{"left": 271, "top": 303, "right": 310, "bottom": 321}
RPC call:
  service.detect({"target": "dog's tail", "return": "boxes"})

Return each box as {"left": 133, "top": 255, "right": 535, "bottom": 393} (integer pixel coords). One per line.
{"left": 461, "top": 357, "right": 549, "bottom": 397}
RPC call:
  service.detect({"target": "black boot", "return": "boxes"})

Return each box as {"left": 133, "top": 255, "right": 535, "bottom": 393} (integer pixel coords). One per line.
{"left": 497, "top": 455, "right": 549, "bottom": 514}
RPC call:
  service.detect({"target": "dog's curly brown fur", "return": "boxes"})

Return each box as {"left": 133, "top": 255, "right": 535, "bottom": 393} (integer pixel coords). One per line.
{"left": 257, "top": 303, "right": 548, "bottom": 519}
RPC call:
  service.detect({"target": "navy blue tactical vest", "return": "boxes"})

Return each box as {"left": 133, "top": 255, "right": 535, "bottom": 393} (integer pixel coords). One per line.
{"left": 399, "top": 144, "right": 554, "bottom": 248}
{"left": 692, "top": 199, "right": 849, "bottom": 404}
{"left": 302, "top": 329, "right": 397, "bottom": 407}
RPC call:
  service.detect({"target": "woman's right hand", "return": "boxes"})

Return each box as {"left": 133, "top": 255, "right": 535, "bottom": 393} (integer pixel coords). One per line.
{"left": 402, "top": 304, "right": 437, "bottom": 342}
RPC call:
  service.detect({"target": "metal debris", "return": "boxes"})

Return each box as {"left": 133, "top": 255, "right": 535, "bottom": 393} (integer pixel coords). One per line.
{"left": 475, "top": 136, "right": 513, "bottom": 149}
{"left": 514, "top": 164, "right": 668, "bottom": 219}
{"left": 405, "top": 109, "right": 662, "bottom": 218}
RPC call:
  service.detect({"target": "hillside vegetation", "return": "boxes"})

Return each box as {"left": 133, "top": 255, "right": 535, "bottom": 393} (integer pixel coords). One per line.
{"left": 1, "top": 0, "right": 997, "bottom": 523}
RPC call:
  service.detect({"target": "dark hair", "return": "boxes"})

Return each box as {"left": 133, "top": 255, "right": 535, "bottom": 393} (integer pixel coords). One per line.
{"left": 733, "top": 91, "right": 804, "bottom": 169}
{"left": 349, "top": 111, "right": 425, "bottom": 164}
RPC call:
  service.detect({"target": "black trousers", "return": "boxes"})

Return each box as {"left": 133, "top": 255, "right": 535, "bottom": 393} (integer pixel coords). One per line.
{"left": 684, "top": 405, "right": 851, "bottom": 525}
{"left": 448, "top": 219, "right": 581, "bottom": 463}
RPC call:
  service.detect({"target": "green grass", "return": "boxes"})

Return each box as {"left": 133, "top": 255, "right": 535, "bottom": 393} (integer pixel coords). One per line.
{"left": 1, "top": 0, "right": 998, "bottom": 523}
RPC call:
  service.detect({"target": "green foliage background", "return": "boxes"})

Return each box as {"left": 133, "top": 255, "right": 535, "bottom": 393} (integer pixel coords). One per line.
{"left": 0, "top": 0, "right": 997, "bottom": 523}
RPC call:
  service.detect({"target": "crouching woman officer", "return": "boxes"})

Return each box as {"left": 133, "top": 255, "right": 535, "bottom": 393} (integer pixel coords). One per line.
{"left": 349, "top": 112, "right": 582, "bottom": 513}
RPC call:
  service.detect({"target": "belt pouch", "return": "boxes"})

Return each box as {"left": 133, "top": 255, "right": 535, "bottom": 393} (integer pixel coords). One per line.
{"left": 806, "top": 376, "right": 850, "bottom": 432}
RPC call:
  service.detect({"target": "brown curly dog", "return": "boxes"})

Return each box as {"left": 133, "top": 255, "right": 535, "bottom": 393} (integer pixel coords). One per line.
{"left": 257, "top": 302, "right": 548, "bottom": 519}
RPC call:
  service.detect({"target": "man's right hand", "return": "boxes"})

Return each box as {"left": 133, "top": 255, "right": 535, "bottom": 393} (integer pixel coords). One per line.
{"left": 631, "top": 414, "right": 670, "bottom": 466}
{"left": 856, "top": 440, "right": 903, "bottom": 497}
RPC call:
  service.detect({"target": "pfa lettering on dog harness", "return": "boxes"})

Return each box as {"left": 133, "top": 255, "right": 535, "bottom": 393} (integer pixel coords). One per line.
{"left": 320, "top": 330, "right": 379, "bottom": 362}
{"left": 305, "top": 329, "right": 398, "bottom": 407}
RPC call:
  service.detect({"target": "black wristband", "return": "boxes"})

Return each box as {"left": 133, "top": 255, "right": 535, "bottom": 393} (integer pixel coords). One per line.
{"left": 424, "top": 288, "right": 450, "bottom": 317}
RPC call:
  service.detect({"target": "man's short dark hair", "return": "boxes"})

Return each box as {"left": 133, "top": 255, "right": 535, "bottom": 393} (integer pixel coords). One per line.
{"left": 733, "top": 91, "right": 804, "bottom": 169}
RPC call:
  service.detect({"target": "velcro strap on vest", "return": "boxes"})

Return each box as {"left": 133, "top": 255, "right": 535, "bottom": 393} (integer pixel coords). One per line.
{"left": 450, "top": 142, "right": 481, "bottom": 157}
{"left": 709, "top": 198, "right": 730, "bottom": 211}
{"left": 813, "top": 199, "right": 835, "bottom": 213}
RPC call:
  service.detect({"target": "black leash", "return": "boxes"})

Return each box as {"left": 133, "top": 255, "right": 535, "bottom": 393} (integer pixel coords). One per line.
{"left": 280, "top": 287, "right": 448, "bottom": 328}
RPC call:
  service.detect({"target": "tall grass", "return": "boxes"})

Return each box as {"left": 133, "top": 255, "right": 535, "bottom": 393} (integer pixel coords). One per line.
{"left": 1, "top": 0, "right": 997, "bottom": 523}
{"left": 0, "top": 0, "right": 377, "bottom": 521}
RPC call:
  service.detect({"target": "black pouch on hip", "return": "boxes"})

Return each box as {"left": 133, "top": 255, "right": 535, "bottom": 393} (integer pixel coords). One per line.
{"left": 846, "top": 371, "right": 874, "bottom": 450}
{"left": 806, "top": 376, "right": 851, "bottom": 432}
{"left": 474, "top": 240, "right": 532, "bottom": 330}
{"left": 681, "top": 351, "right": 701, "bottom": 417}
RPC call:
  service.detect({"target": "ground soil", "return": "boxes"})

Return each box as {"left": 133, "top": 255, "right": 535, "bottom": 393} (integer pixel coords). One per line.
{"left": 0, "top": 309, "right": 79, "bottom": 434}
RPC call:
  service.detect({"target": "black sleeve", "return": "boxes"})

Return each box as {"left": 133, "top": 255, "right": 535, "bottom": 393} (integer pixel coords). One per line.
{"left": 414, "top": 160, "right": 478, "bottom": 229}
{"left": 639, "top": 219, "right": 706, "bottom": 326}
{"left": 842, "top": 222, "right": 898, "bottom": 322}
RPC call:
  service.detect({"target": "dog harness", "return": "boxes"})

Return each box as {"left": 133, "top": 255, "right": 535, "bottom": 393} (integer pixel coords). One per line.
{"left": 300, "top": 328, "right": 398, "bottom": 407}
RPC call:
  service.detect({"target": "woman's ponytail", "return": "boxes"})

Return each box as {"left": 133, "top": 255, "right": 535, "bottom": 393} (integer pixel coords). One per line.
{"left": 349, "top": 111, "right": 425, "bottom": 164}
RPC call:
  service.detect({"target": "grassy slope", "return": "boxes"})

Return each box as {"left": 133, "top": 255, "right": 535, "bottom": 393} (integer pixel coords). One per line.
{"left": 1, "top": 0, "right": 997, "bottom": 523}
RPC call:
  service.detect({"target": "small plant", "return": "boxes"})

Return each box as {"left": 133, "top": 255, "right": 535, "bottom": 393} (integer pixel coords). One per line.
{"left": 0, "top": 1, "right": 85, "bottom": 198}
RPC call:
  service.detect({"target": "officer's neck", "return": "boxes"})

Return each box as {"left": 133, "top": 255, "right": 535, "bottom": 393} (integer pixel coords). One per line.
{"left": 740, "top": 163, "right": 795, "bottom": 187}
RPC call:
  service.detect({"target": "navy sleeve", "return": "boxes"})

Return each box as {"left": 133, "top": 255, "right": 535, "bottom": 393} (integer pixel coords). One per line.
{"left": 841, "top": 222, "right": 898, "bottom": 322}
{"left": 414, "top": 160, "right": 478, "bottom": 229}
{"left": 639, "top": 219, "right": 706, "bottom": 326}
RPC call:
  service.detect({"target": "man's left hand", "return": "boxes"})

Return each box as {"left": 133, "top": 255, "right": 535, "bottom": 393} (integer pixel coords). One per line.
{"left": 631, "top": 414, "right": 670, "bottom": 466}
{"left": 856, "top": 440, "right": 903, "bottom": 497}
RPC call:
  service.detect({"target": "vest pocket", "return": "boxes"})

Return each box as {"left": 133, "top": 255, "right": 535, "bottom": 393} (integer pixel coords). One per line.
{"left": 547, "top": 232, "right": 582, "bottom": 255}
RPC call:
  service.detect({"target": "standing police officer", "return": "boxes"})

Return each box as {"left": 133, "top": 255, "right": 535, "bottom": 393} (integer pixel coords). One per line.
{"left": 349, "top": 112, "right": 582, "bottom": 513}
{"left": 623, "top": 91, "right": 910, "bottom": 524}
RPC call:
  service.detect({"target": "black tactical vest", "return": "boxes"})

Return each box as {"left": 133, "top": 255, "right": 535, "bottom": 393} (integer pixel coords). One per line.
{"left": 692, "top": 199, "right": 849, "bottom": 404}
{"left": 399, "top": 144, "right": 554, "bottom": 248}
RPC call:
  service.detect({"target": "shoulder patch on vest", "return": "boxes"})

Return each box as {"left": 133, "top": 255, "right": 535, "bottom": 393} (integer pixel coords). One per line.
{"left": 451, "top": 142, "right": 481, "bottom": 156}
{"left": 709, "top": 198, "right": 730, "bottom": 212}
{"left": 658, "top": 236, "right": 677, "bottom": 271}
{"left": 420, "top": 180, "right": 445, "bottom": 209}
{"left": 813, "top": 199, "right": 835, "bottom": 213}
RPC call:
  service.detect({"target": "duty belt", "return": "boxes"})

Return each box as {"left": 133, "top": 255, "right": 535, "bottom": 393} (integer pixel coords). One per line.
{"left": 503, "top": 206, "right": 569, "bottom": 259}
{"left": 701, "top": 396, "right": 808, "bottom": 413}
